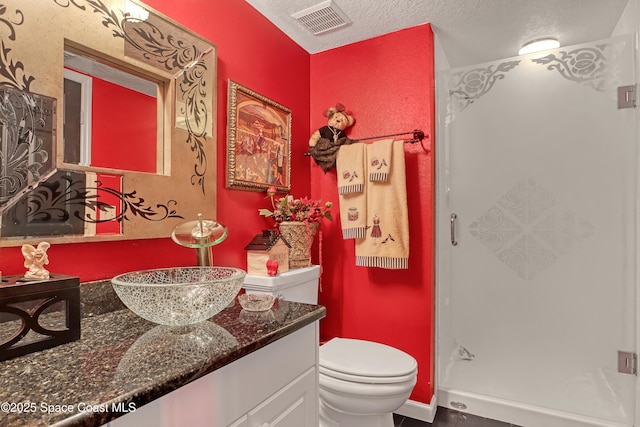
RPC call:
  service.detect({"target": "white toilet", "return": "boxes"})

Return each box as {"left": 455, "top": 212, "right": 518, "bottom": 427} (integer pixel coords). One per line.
{"left": 318, "top": 337, "right": 417, "bottom": 427}
{"left": 242, "top": 266, "right": 418, "bottom": 427}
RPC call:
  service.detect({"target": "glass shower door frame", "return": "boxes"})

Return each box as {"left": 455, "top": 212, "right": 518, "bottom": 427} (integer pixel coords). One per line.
{"left": 435, "top": 34, "right": 638, "bottom": 427}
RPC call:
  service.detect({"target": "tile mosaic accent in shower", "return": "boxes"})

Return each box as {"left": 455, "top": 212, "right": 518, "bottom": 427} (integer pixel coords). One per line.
{"left": 469, "top": 179, "right": 594, "bottom": 280}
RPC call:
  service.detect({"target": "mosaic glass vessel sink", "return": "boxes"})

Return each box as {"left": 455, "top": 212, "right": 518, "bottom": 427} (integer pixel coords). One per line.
{"left": 112, "top": 267, "right": 246, "bottom": 326}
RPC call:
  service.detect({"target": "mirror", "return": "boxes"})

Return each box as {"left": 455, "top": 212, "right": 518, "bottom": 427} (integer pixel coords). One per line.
{"left": 0, "top": 0, "right": 217, "bottom": 246}
{"left": 63, "top": 49, "right": 162, "bottom": 173}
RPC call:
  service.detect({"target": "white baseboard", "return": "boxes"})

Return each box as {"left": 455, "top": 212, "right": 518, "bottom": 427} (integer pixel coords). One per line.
{"left": 394, "top": 394, "right": 437, "bottom": 423}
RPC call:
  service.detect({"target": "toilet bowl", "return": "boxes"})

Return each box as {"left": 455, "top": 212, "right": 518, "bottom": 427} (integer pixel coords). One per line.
{"left": 319, "top": 337, "right": 418, "bottom": 427}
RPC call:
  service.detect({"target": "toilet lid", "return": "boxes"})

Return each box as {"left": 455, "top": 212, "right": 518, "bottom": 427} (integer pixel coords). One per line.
{"left": 319, "top": 338, "right": 417, "bottom": 381}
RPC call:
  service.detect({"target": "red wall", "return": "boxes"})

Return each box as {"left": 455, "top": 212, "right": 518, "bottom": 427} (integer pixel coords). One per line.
{"left": 92, "top": 77, "right": 157, "bottom": 173}
{"left": 0, "top": 0, "right": 311, "bottom": 280}
{"left": 310, "top": 25, "right": 436, "bottom": 403}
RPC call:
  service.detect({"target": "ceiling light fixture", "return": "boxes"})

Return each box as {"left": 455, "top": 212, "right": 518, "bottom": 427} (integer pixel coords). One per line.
{"left": 518, "top": 38, "right": 560, "bottom": 56}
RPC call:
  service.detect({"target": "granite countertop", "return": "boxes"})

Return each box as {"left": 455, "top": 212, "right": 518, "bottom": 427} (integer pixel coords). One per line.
{"left": 0, "top": 281, "right": 325, "bottom": 427}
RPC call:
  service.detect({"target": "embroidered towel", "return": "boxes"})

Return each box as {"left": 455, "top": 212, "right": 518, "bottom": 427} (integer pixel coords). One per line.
{"left": 337, "top": 142, "right": 365, "bottom": 194}
{"left": 356, "top": 139, "right": 409, "bottom": 269}
{"left": 337, "top": 143, "right": 367, "bottom": 239}
{"left": 368, "top": 138, "right": 393, "bottom": 182}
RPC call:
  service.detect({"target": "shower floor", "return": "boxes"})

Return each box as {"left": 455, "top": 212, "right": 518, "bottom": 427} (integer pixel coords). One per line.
{"left": 440, "top": 353, "right": 631, "bottom": 425}
{"left": 393, "top": 407, "right": 517, "bottom": 426}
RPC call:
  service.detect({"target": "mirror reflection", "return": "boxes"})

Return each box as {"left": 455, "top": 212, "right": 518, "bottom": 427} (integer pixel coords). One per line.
{"left": 0, "top": 88, "right": 56, "bottom": 211}
{"left": 63, "top": 50, "right": 162, "bottom": 174}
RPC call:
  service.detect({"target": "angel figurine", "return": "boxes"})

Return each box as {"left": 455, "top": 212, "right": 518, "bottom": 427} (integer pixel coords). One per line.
{"left": 22, "top": 241, "right": 51, "bottom": 280}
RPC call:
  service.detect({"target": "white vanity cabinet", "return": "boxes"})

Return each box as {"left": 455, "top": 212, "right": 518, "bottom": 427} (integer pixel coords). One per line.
{"left": 108, "top": 322, "right": 319, "bottom": 427}
{"left": 228, "top": 367, "right": 317, "bottom": 427}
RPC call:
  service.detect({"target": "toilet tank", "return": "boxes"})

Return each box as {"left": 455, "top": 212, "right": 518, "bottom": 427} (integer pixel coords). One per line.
{"left": 242, "top": 265, "right": 320, "bottom": 304}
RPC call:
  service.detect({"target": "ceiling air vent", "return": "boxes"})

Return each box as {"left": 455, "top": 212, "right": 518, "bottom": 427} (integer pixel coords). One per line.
{"left": 292, "top": 1, "right": 351, "bottom": 35}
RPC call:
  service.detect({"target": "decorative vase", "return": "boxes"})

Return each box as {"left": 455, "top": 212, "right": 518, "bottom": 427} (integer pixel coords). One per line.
{"left": 278, "top": 221, "right": 319, "bottom": 269}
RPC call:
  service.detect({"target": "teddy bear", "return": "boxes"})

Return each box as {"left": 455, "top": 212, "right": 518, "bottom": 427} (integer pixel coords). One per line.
{"left": 309, "top": 103, "right": 355, "bottom": 173}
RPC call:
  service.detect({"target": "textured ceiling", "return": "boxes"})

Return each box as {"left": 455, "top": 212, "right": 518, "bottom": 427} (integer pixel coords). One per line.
{"left": 245, "top": 0, "right": 630, "bottom": 68}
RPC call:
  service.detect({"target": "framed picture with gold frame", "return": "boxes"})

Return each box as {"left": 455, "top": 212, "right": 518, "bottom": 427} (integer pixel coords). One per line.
{"left": 226, "top": 80, "right": 291, "bottom": 193}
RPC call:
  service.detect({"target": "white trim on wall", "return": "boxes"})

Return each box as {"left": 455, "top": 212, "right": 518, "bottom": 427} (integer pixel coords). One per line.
{"left": 395, "top": 395, "right": 437, "bottom": 423}
{"left": 63, "top": 68, "right": 93, "bottom": 167}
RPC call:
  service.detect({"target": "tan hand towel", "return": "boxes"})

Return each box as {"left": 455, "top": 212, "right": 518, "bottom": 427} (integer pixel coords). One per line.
{"left": 337, "top": 142, "right": 365, "bottom": 194}
{"left": 368, "top": 138, "right": 393, "bottom": 182}
{"left": 356, "top": 139, "right": 409, "bottom": 269}
{"left": 337, "top": 143, "right": 367, "bottom": 239}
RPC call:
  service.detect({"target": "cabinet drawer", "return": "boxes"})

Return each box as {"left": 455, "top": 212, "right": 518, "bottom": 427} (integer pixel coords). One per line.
{"left": 247, "top": 367, "right": 318, "bottom": 427}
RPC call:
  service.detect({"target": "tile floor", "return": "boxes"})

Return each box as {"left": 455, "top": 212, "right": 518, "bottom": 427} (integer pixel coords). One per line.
{"left": 394, "top": 407, "right": 521, "bottom": 427}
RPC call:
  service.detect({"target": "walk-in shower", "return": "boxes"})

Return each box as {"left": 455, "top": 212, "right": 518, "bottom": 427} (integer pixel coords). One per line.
{"left": 436, "top": 34, "right": 638, "bottom": 427}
